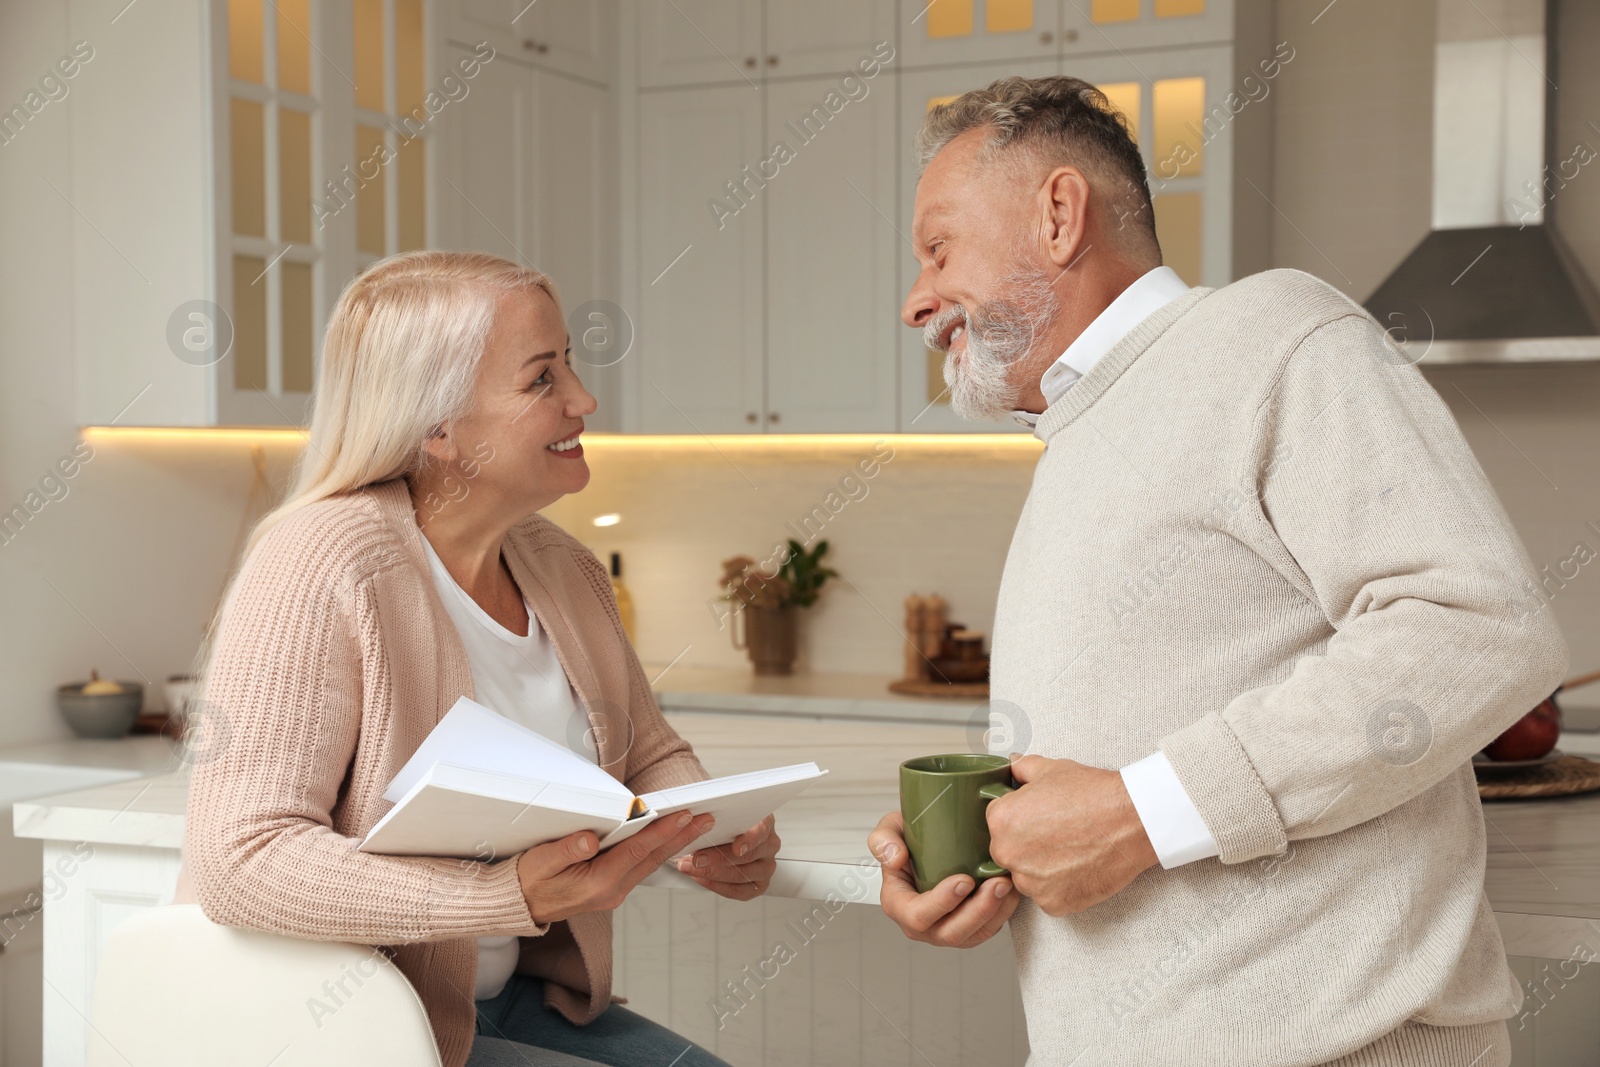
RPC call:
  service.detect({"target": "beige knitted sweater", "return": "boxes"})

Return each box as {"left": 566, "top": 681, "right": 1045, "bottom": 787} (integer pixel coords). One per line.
{"left": 990, "top": 269, "right": 1568, "bottom": 1066}
{"left": 176, "top": 478, "right": 708, "bottom": 1067}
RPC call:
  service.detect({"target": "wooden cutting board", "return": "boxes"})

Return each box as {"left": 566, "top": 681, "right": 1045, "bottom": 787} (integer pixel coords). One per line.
{"left": 1476, "top": 755, "right": 1600, "bottom": 800}
{"left": 888, "top": 679, "right": 990, "bottom": 699}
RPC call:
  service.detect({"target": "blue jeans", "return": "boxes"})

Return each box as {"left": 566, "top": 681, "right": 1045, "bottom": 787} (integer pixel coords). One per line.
{"left": 467, "top": 974, "right": 732, "bottom": 1067}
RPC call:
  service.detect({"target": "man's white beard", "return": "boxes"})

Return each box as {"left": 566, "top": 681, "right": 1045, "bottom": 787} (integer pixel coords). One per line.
{"left": 923, "top": 265, "right": 1061, "bottom": 422}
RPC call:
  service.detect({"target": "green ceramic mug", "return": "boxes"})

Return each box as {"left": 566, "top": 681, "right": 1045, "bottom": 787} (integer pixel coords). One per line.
{"left": 898, "top": 753, "right": 1016, "bottom": 894}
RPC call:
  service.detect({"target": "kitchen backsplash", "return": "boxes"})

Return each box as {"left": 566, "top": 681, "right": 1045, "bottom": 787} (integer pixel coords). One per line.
{"left": 542, "top": 436, "right": 1042, "bottom": 676}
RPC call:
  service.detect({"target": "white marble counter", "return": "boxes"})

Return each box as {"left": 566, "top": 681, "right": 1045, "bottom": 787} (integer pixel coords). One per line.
{"left": 0, "top": 734, "right": 181, "bottom": 777}
{"left": 0, "top": 735, "right": 183, "bottom": 900}
{"left": 647, "top": 665, "right": 983, "bottom": 725}
{"left": 12, "top": 713, "right": 969, "bottom": 905}
{"left": 12, "top": 769, "right": 190, "bottom": 852}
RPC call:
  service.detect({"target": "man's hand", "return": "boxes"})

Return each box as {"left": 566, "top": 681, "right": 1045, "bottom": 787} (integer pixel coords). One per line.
{"left": 674, "top": 814, "right": 780, "bottom": 901}
{"left": 987, "top": 754, "right": 1159, "bottom": 916}
{"left": 870, "top": 810, "right": 1019, "bottom": 948}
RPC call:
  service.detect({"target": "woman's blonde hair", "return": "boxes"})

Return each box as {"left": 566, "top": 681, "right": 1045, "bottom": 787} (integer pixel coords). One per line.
{"left": 250, "top": 250, "right": 557, "bottom": 555}
{"left": 184, "top": 251, "right": 556, "bottom": 719}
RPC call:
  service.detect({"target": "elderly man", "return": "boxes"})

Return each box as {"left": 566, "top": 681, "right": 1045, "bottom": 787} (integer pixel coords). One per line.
{"left": 869, "top": 75, "right": 1567, "bottom": 1067}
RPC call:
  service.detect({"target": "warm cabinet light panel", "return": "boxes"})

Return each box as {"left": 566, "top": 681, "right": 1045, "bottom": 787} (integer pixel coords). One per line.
{"left": 81, "top": 428, "right": 1044, "bottom": 451}
{"left": 928, "top": 0, "right": 1206, "bottom": 35}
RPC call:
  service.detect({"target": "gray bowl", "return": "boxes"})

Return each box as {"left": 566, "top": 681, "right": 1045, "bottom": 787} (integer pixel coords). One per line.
{"left": 56, "top": 683, "right": 143, "bottom": 739}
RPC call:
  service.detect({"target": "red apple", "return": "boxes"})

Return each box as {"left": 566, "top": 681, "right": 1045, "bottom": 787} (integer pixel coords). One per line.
{"left": 1484, "top": 695, "right": 1562, "bottom": 761}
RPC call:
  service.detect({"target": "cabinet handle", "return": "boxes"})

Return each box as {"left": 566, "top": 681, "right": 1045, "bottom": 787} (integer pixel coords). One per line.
{"left": 1040, "top": 31, "right": 1054, "bottom": 44}
{"left": 746, "top": 411, "right": 759, "bottom": 424}
{"left": 766, "top": 54, "right": 779, "bottom": 67}
{"left": 744, "top": 56, "right": 757, "bottom": 69}
{"left": 1064, "top": 28, "right": 1079, "bottom": 43}
{"left": 767, "top": 412, "right": 780, "bottom": 424}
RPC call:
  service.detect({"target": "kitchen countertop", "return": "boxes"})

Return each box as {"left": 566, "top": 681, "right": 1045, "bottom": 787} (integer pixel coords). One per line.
{"left": 13, "top": 713, "right": 964, "bottom": 904}
{"left": 12, "top": 708, "right": 1600, "bottom": 960}
{"left": 648, "top": 666, "right": 1600, "bottom": 753}
{"left": 0, "top": 734, "right": 181, "bottom": 777}
{"left": 646, "top": 664, "right": 985, "bottom": 725}
{"left": 0, "top": 734, "right": 183, "bottom": 900}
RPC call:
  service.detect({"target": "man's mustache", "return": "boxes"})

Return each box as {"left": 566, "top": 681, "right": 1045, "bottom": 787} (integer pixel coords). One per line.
{"left": 922, "top": 304, "right": 968, "bottom": 353}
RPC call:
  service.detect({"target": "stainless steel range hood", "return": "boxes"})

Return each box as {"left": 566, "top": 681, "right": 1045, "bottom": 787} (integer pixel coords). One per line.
{"left": 1364, "top": 0, "right": 1600, "bottom": 363}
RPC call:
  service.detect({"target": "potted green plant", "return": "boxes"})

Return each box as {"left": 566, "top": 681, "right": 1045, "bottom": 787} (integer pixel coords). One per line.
{"left": 720, "top": 540, "right": 840, "bottom": 675}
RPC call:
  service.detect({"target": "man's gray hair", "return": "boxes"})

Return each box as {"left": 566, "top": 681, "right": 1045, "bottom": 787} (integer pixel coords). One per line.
{"left": 915, "top": 75, "right": 1158, "bottom": 252}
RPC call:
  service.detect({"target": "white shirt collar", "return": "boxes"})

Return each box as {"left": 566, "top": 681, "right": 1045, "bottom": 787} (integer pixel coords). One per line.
{"left": 1010, "top": 265, "right": 1192, "bottom": 428}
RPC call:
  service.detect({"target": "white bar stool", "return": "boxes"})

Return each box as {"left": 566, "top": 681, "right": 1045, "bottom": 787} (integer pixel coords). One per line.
{"left": 86, "top": 904, "right": 442, "bottom": 1067}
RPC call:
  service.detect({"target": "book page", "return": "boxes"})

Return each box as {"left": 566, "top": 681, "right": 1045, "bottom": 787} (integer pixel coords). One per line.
{"left": 362, "top": 763, "right": 633, "bottom": 858}
{"left": 383, "top": 696, "right": 632, "bottom": 804}
{"left": 639, "top": 764, "right": 827, "bottom": 851}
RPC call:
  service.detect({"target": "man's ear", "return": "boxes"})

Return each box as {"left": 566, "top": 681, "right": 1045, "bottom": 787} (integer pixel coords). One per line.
{"left": 1040, "top": 165, "right": 1092, "bottom": 270}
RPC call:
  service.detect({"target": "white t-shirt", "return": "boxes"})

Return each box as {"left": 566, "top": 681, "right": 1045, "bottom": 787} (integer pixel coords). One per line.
{"left": 418, "top": 533, "right": 592, "bottom": 1001}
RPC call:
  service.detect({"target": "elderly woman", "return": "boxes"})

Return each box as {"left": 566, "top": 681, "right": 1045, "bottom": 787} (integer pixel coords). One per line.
{"left": 172, "top": 251, "right": 779, "bottom": 1067}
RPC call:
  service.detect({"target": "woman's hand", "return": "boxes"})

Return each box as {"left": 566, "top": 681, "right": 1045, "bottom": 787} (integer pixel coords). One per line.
{"left": 674, "top": 814, "right": 780, "bottom": 901}
{"left": 516, "top": 809, "right": 716, "bottom": 924}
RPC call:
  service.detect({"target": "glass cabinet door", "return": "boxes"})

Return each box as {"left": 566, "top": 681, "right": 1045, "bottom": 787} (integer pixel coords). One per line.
{"left": 898, "top": 0, "right": 1061, "bottom": 68}
{"left": 1062, "top": 0, "right": 1233, "bottom": 53}
{"left": 217, "top": 0, "right": 430, "bottom": 425}
{"left": 220, "top": 0, "right": 322, "bottom": 423}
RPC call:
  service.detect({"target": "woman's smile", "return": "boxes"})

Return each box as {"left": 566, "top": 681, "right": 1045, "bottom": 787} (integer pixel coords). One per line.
{"left": 546, "top": 428, "right": 584, "bottom": 459}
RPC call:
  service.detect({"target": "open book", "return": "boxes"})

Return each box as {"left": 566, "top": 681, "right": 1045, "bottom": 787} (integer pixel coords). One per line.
{"left": 359, "top": 696, "right": 827, "bottom": 860}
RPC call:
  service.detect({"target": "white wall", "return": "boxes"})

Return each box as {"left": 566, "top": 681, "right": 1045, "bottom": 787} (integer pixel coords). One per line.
{"left": 1270, "top": 0, "right": 1600, "bottom": 695}
{"left": 0, "top": 2, "right": 302, "bottom": 744}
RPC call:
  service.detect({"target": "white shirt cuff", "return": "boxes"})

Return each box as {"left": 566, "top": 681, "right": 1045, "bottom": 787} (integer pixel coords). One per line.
{"left": 1120, "top": 750, "right": 1220, "bottom": 869}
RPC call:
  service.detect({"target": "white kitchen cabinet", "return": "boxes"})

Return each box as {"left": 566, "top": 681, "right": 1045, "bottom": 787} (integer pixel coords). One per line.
{"left": 629, "top": 0, "right": 901, "bottom": 433}
{"left": 68, "top": 0, "right": 225, "bottom": 427}
{"left": 763, "top": 74, "right": 900, "bottom": 433}
{"left": 433, "top": 43, "right": 624, "bottom": 429}
{"left": 635, "top": 0, "right": 764, "bottom": 88}
{"left": 530, "top": 0, "right": 618, "bottom": 83}
{"left": 435, "top": 51, "right": 528, "bottom": 266}
{"left": 636, "top": 0, "right": 895, "bottom": 88}
{"left": 533, "top": 70, "right": 620, "bottom": 331}
{"left": 40, "top": 843, "right": 181, "bottom": 1067}
{"left": 535, "top": 69, "right": 626, "bottom": 426}
{"left": 632, "top": 72, "right": 901, "bottom": 434}
{"left": 446, "top": 0, "right": 616, "bottom": 84}
{"left": 635, "top": 86, "right": 767, "bottom": 433}
{"left": 762, "top": 0, "right": 898, "bottom": 78}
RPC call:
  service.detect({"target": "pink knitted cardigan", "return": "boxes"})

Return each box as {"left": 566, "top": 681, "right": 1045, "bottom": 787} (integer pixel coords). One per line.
{"left": 174, "top": 478, "right": 708, "bottom": 1067}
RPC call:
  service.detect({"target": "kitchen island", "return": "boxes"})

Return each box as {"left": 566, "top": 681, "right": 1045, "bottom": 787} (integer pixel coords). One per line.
{"left": 15, "top": 710, "right": 1036, "bottom": 1067}
{"left": 15, "top": 699, "right": 1600, "bottom": 1066}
